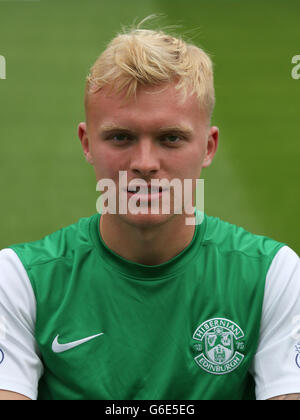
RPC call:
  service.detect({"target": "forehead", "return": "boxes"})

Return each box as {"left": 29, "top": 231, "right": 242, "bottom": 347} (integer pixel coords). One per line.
{"left": 86, "top": 83, "right": 209, "bottom": 131}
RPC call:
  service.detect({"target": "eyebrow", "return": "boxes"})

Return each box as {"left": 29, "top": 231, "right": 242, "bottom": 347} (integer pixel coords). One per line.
{"left": 99, "top": 123, "right": 193, "bottom": 137}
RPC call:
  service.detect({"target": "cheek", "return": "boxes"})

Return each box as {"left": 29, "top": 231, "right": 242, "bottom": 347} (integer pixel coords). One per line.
{"left": 92, "top": 147, "right": 126, "bottom": 180}
{"left": 171, "top": 149, "right": 205, "bottom": 180}
{"left": 189, "top": 143, "right": 207, "bottom": 173}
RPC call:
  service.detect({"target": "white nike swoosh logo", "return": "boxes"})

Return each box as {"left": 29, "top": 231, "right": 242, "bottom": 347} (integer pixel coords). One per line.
{"left": 52, "top": 333, "right": 104, "bottom": 354}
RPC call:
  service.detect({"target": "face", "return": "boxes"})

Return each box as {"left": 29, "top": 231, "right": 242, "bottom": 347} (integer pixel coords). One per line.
{"left": 78, "top": 83, "right": 219, "bottom": 229}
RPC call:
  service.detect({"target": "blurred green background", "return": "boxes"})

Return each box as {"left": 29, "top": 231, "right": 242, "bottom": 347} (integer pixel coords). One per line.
{"left": 0, "top": 0, "right": 299, "bottom": 252}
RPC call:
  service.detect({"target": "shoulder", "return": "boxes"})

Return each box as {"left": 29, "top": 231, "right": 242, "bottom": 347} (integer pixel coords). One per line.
{"left": 0, "top": 248, "right": 35, "bottom": 313}
{"left": 8, "top": 214, "right": 99, "bottom": 270}
{"left": 202, "top": 214, "right": 285, "bottom": 261}
{"left": 252, "top": 245, "right": 300, "bottom": 400}
{"left": 263, "top": 245, "right": 299, "bottom": 325}
{"left": 0, "top": 250, "right": 43, "bottom": 400}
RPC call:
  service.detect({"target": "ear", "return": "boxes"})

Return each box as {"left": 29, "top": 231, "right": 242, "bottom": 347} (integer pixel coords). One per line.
{"left": 202, "top": 126, "right": 219, "bottom": 168}
{"left": 78, "top": 122, "right": 94, "bottom": 165}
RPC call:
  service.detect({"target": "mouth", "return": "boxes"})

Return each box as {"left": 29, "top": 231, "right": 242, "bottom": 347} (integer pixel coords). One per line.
{"left": 126, "top": 186, "right": 164, "bottom": 194}
{"left": 125, "top": 185, "right": 165, "bottom": 201}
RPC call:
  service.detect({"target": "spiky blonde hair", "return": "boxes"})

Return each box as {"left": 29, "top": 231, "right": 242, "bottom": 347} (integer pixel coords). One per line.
{"left": 85, "top": 18, "right": 215, "bottom": 117}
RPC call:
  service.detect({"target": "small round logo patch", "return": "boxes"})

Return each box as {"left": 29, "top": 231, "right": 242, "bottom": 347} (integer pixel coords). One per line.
{"left": 0, "top": 349, "right": 4, "bottom": 365}
{"left": 192, "top": 318, "right": 245, "bottom": 375}
{"left": 295, "top": 344, "right": 300, "bottom": 369}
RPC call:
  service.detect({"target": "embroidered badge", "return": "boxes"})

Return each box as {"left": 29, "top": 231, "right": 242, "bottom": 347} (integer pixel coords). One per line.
{"left": 192, "top": 318, "right": 245, "bottom": 375}
{"left": 295, "top": 343, "right": 300, "bottom": 369}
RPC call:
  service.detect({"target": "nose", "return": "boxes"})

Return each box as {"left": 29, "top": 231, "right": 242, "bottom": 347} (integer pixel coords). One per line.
{"left": 129, "top": 138, "right": 160, "bottom": 177}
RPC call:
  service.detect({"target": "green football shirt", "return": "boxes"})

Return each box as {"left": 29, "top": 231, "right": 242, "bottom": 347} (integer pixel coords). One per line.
{"left": 1, "top": 211, "right": 299, "bottom": 400}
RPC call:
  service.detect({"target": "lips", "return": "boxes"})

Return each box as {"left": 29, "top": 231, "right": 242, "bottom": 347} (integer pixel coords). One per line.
{"left": 127, "top": 186, "right": 163, "bottom": 193}
{"left": 126, "top": 189, "right": 163, "bottom": 203}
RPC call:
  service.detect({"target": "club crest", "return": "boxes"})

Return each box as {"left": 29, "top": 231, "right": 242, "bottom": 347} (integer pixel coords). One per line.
{"left": 295, "top": 343, "right": 300, "bottom": 368}
{"left": 192, "top": 318, "right": 245, "bottom": 375}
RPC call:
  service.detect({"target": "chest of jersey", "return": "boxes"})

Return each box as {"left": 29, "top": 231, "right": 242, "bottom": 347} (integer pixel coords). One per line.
{"left": 34, "top": 249, "right": 263, "bottom": 400}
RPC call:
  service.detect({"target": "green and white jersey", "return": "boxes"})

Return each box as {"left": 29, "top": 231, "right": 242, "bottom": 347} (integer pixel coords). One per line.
{"left": 0, "top": 212, "right": 300, "bottom": 400}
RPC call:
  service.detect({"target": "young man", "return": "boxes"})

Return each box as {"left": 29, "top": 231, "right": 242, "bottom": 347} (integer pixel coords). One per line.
{"left": 0, "top": 25, "right": 299, "bottom": 401}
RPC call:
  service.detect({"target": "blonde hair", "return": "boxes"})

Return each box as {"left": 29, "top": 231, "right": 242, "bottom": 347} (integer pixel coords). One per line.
{"left": 85, "top": 18, "right": 215, "bottom": 117}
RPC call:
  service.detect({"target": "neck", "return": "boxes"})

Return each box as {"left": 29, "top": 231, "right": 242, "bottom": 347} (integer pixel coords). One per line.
{"left": 100, "top": 214, "right": 195, "bottom": 266}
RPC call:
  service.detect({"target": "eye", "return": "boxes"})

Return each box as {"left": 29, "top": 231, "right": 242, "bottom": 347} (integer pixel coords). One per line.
{"left": 104, "top": 132, "right": 134, "bottom": 145}
{"left": 161, "top": 135, "right": 182, "bottom": 145}
{"left": 111, "top": 133, "right": 131, "bottom": 142}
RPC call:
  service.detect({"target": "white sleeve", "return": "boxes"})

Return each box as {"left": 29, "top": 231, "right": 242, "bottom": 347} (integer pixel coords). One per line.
{"left": 0, "top": 248, "right": 44, "bottom": 400}
{"left": 251, "top": 246, "right": 300, "bottom": 400}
